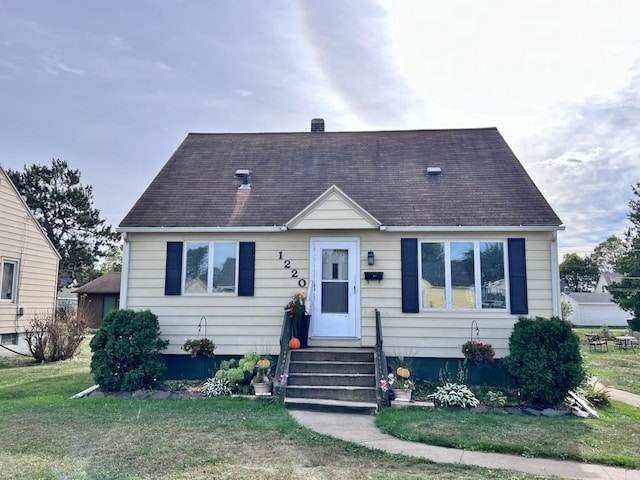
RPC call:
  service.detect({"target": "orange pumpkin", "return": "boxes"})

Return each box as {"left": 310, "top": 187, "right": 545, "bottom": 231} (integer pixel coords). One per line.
{"left": 288, "top": 337, "right": 301, "bottom": 349}
{"left": 396, "top": 367, "right": 410, "bottom": 379}
{"left": 257, "top": 358, "right": 270, "bottom": 370}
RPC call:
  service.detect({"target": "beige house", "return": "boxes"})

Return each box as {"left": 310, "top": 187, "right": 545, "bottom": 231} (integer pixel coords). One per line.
{"left": 0, "top": 165, "right": 60, "bottom": 355}
{"left": 118, "top": 121, "right": 563, "bottom": 378}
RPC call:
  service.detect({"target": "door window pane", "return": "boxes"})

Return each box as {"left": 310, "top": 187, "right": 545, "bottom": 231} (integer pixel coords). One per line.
{"left": 450, "top": 242, "right": 475, "bottom": 309}
{"left": 321, "top": 283, "right": 348, "bottom": 313}
{"left": 480, "top": 242, "right": 506, "bottom": 308}
{"left": 321, "top": 249, "right": 349, "bottom": 313}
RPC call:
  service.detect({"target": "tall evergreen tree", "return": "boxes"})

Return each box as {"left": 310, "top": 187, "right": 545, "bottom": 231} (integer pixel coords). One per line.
{"left": 8, "top": 159, "right": 119, "bottom": 286}
{"left": 609, "top": 183, "right": 640, "bottom": 319}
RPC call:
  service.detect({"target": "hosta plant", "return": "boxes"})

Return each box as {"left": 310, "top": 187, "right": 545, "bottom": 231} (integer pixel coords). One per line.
{"left": 430, "top": 382, "right": 480, "bottom": 408}
{"left": 201, "top": 377, "right": 233, "bottom": 397}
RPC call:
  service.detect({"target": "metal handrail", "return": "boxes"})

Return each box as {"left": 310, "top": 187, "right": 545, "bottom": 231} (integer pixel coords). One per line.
{"left": 274, "top": 312, "right": 293, "bottom": 398}
{"left": 375, "top": 308, "right": 389, "bottom": 408}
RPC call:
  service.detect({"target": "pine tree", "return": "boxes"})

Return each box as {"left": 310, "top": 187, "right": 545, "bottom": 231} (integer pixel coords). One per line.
{"left": 8, "top": 159, "right": 119, "bottom": 286}
{"left": 609, "top": 183, "right": 640, "bottom": 319}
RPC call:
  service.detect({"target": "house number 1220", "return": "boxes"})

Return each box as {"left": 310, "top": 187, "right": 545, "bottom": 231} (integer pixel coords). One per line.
{"left": 278, "top": 251, "right": 307, "bottom": 288}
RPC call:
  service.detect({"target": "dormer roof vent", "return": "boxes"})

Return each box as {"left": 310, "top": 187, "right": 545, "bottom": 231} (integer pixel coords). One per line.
{"left": 427, "top": 167, "right": 442, "bottom": 176}
{"left": 311, "top": 118, "right": 325, "bottom": 132}
{"left": 235, "top": 169, "right": 251, "bottom": 189}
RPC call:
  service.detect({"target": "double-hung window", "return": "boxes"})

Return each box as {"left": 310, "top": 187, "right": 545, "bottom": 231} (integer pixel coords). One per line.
{"left": 1, "top": 260, "right": 17, "bottom": 302}
{"left": 183, "top": 242, "right": 238, "bottom": 294}
{"left": 420, "top": 241, "right": 507, "bottom": 310}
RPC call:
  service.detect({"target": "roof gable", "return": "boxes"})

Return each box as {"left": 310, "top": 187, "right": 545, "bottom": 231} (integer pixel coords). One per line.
{"left": 0, "top": 165, "right": 61, "bottom": 260}
{"left": 287, "top": 185, "right": 381, "bottom": 230}
{"left": 119, "top": 127, "right": 563, "bottom": 231}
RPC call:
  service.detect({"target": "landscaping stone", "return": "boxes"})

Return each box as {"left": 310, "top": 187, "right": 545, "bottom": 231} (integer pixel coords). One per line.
{"left": 524, "top": 408, "right": 542, "bottom": 416}
{"left": 132, "top": 390, "right": 150, "bottom": 399}
{"left": 88, "top": 391, "right": 104, "bottom": 398}
{"left": 505, "top": 406, "right": 524, "bottom": 415}
{"left": 541, "top": 408, "right": 572, "bottom": 417}
{"left": 149, "top": 390, "right": 172, "bottom": 399}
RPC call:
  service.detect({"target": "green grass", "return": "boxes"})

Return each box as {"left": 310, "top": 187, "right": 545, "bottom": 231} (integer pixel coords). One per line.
{"left": 0, "top": 342, "right": 552, "bottom": 480}
{"left": 376, "top": 328, "right": 640, "bottom": 470}
{"left": 574, "top": 327, "right": 640, "bottom": 395}
{"left": 377, "top": 402, "right": 640, "bottom": 469}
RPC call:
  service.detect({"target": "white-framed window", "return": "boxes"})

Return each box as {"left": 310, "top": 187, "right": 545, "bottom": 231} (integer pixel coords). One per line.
{"left": 1, "top": 259, "right": 17, "bottom": 302}
{"left": 420, "top": 241, "right": 507, "bottom": 310}
{"left": 183, "top": 242, "right": 238, "bottom": 294}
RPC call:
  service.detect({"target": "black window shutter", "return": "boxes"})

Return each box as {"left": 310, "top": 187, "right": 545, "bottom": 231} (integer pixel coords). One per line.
{"left": 238, "top": 242, "right": 256, "bottom": 296}
{"left": 165, "top": 242, "right": 183, "bottom": 296}
{"left": 508, "top": 238, "right": 528, "bottom": 314}
{"left": 401, "top": 238, "right": 419, "bottom": 313}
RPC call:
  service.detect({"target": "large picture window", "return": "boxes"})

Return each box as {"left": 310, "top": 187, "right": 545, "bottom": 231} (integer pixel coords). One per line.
{"left": 184, "top": 242, "right": 237, "bottom": 294}
{"left": 420, "top": 241, "right": 506, "bottom": 310}
{"left": 1, "top": 260, "right": 17, "bottom": 302}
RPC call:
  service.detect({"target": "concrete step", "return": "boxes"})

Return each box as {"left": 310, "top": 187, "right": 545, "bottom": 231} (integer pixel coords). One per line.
{"left": 285, "top": 385, "right": 377, "bottom": 403}
{"left": 284, "top": 397, "right": 378, "bottom": 415}
{"left": 289, "top": 361, "right": 375, "bottom": 375}
{"left": 286, "top": 373, "right": 375, "bottom": 387}
{"left": 284, "top": 347, "right": 380, "bottom": 415}
{"left": 290, "top": 348, "right": 374, "bottom": 363}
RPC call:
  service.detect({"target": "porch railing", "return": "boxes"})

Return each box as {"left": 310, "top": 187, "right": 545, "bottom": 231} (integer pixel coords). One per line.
{"left": 375, "top": 308, "right": 389, "bottom": 408}
{"left": 274, "top": 311, "right": 293, "bottom": 398}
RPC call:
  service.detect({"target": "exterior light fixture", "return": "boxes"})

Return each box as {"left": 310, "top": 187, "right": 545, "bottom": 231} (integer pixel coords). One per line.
{"left": 367, "top": 251, "right": 375, "bottom": 266}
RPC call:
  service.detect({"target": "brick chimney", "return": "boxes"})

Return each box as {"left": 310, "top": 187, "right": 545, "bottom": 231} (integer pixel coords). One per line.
{"left": 311, "top": 118, "right": 325, "bottom": 132}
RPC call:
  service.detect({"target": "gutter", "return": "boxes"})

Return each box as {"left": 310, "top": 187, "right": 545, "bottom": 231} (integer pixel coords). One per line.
{"left": 117, "top": 226, "right": 288, "bottom": 234}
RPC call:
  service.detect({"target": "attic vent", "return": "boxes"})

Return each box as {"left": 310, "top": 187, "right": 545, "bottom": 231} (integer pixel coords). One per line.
{"left": 311, "top": 118, "right": 325, "bottom": 132}
{"left": 427, "top": 167, "right": 442, "bottom": 176}
{"left": 235, "top": 169, "right": 251, "bottom": 189}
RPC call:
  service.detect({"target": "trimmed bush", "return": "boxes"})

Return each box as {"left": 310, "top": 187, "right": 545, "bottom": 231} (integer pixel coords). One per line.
{"left": 90, "top": 309, "right": 169, "bottom": 391}
{"left": 502, "top": 316, "right": 585, "bottom": 406}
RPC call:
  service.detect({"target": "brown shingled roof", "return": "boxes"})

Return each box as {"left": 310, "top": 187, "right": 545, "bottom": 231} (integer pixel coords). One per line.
{"left": 119, "top": 127, "right": 562, "bottom": 229}
{"left": 74, "top": 272, "right": 121, "bottom": 294}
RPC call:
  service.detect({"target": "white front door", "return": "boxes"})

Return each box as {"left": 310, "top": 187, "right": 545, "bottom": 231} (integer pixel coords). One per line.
{"left": 310, "top": 239, "right": 360, "bottom": 338}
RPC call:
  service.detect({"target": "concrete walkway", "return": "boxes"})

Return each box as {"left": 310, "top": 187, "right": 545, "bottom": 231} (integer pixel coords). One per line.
{"left": 289, "top": 390, "right": 640, "bottom": 480}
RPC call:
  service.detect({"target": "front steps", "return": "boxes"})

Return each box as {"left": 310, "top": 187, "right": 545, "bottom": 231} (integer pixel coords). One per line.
{"left": 283, "top": 347, "right": 378, "bottom": 414}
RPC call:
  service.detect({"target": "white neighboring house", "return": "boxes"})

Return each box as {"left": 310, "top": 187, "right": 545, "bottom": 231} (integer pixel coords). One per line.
{"left": 0, "top": 165, "right": 60, "bottom": 355}
{"left": 561, "top": 272, "right": 631, "bottom": 327}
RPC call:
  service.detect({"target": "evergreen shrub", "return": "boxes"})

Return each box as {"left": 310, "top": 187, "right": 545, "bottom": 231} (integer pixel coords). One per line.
{"left": 502, "top": 316, "right": 585, "bottom": 406}
{"left": 90, "top": 309, "right": 169, "bottom": 391}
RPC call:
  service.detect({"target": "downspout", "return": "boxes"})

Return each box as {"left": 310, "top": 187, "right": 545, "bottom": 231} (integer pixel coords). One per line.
{"left": 120, "top": 233, "right": 130, "bottom": 309}
{"left": 550, "top": 231, "right": 560, "bottom": 317}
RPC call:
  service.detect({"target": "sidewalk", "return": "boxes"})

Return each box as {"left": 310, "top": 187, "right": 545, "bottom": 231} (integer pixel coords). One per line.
{"left": 289, "top": 390, "right": 640, "bottom": 480}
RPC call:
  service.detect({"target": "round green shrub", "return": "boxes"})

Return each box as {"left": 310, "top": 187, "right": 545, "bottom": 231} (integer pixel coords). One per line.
{"left": 502, "top": 316, "right": 585, "bottom": 406}
{"left": 90, "top": 309, "right": 169, "bottom": 391}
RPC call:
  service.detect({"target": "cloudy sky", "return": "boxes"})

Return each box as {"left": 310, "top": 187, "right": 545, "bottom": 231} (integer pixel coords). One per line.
{"left": 1, "top": 0, "right": 639, "bottom": 258}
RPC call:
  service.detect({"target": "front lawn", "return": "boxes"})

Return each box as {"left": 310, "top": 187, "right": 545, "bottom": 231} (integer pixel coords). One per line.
{"left": 376, "top": 402, "right": 640, "bottom": 469}
{"left": 0, "top": 343, "right": 552, "bottom": 480}
{"left": 376, "top": 328, "right": 640, "bottom": 470}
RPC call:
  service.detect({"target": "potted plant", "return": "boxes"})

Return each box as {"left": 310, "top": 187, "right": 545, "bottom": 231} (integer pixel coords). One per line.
{"left": 181, "top": 338, "right": 216, "bottom": 358}
{"left": 285, "top": 292, "right": 310, "bottom": 348}
{"left": 252, "top": 357, "right": 273, "bottom": 395}
{"left": 382, "top": 367, "right": 414, "bottom": 402}
{"left": 461, "top": 340, "right": 495, "bottom": 367}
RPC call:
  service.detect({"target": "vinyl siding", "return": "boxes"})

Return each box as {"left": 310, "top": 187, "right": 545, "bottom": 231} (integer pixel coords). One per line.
{"left": 0, "top": 168, "right": 59, "bottom": 334}
{"left": 124, "top": 229, "right": 557, "bottom": 358}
